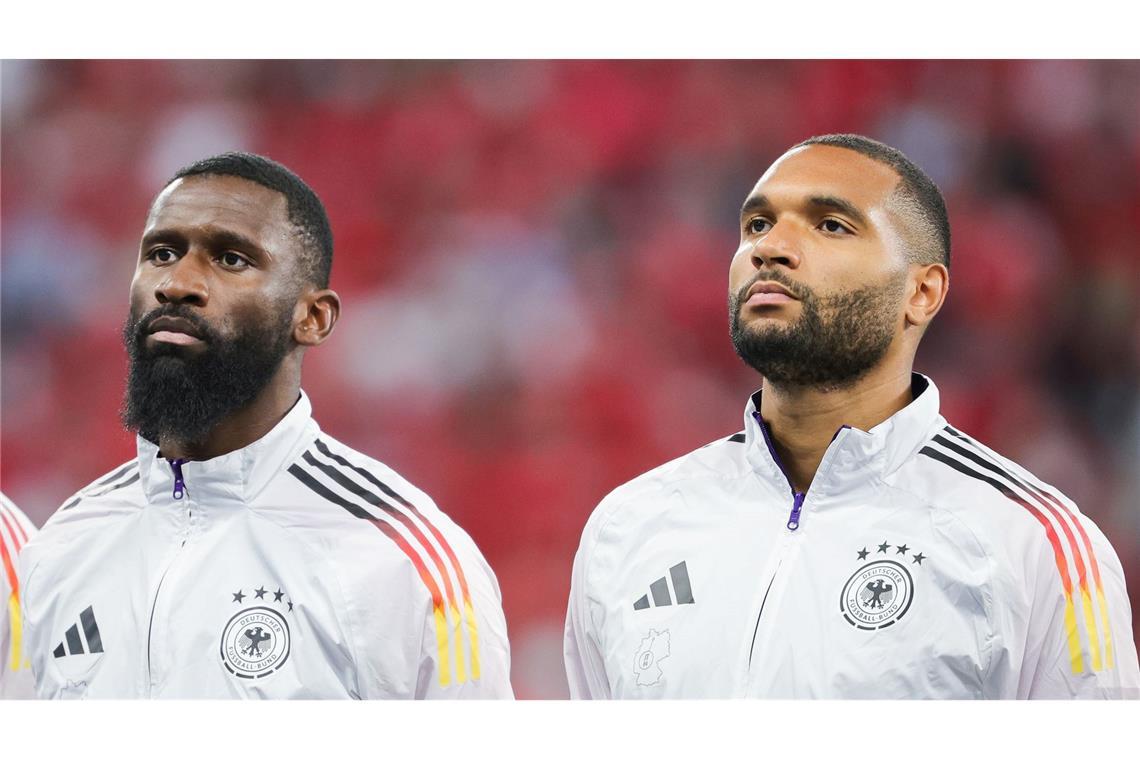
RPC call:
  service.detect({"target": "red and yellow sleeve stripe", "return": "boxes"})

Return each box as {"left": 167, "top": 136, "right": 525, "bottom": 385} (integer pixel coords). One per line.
{"left": 929, "top": 429, "right": 1114, "bottom": 676}
{"left": 371, "top": 511, "right": 481, "bottom": 687}
{"left": 1028, "top": 487, "right": 1114, "bottom": 672}
{"left": 289, "top": 453, "right": 482, "bottom": 689}
{"left": 0, "top": 502, "right": 31, "bottom": 673}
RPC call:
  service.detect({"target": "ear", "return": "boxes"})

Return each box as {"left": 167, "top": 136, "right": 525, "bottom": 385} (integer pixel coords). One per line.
{"left": 903, "top": 263, "right": 948, "bottom": 329}
{"left": 292, "top": 288, "right": 341, "bottom": 347}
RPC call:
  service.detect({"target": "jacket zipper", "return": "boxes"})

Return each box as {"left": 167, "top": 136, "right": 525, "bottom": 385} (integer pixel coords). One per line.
{"left": 147, "top": 459, "right": 191, "bottom": 693}
{"left": 170, "top": 458, "right": 187, "bottom": 500}
{"left": 745, "top": 412, "right": 806, "bottom": 676}
{"left": 746, "top": 414, "right": 853, "bottom": 683}
{"left": 754, "top": 411, "right": 806, "bottom": 531}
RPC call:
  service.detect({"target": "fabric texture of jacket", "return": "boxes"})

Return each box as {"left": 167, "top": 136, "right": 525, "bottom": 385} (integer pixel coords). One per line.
{"left": 564, "top": 374, "right": 1139, "bottom": 698}
{"left": 1, "top": 493, "right": 37, "bottom": 699}
{"left": 20, "top": 392, "right": 512, "bottom": 699}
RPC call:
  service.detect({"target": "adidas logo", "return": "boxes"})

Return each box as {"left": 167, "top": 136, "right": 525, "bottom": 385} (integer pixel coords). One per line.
{"left": 633, "top": 561, "right": 695, "bottom": 610}
{"left": 53, "top": 606, "right": 104, "bottom": 658}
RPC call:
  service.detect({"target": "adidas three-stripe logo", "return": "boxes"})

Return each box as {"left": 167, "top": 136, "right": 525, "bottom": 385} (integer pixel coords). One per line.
{"left": 53, "top": 606, "right": 103, "bottom": 658}
{"left": 634, "top": 561, "right": 695, "bottom": 610}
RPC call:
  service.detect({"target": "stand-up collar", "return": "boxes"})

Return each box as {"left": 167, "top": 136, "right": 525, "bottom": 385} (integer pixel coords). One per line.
{"left": 743, "top": 374, "right": 943, "bottom": 500}
{"left": 137, "top": 391, "right": 320, "bottom": 508}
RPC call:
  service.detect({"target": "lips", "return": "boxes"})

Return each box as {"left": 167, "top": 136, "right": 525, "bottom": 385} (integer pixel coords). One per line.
{"left": 744, "top": 280, "right": 798, "bottom": 306}
{"left": 145, "top": 315, "right": 205, "bottom": 345}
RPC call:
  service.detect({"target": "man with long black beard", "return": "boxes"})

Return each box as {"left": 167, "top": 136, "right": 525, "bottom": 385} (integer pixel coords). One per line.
{"left": 18, "top": 153, "right": 512, "bottom": 698}
{"left": 564, "top": 134, "right": 1138, "bottom": 698}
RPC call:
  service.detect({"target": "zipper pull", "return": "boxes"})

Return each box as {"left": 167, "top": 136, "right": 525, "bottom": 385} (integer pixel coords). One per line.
{"left": 169, "top": 458, "right": 187, "bottom": 500}
{"left": 787, "top": 491, "right": 805, "bottom": 531}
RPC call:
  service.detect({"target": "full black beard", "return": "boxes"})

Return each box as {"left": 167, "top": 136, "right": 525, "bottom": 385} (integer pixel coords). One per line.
{"left": 729, "top": 269, "right": 906, "bottom": 391}
{"left": 121, "top": 302, "right": 294, "bottom": 446}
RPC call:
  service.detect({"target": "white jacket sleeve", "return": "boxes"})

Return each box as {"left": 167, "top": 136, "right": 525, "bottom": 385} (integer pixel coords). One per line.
{"left": 564, "top": 524, "right": 611, "bottom": 699}
{"left": 413, "top": 535, "right": 513, "bottom": 699}
{"left": 1025, "top": 515, "right": 1140, "bottom": 699}
{"left": 340, "top": 499, "right": 513, "bottom": 699}
{"left": 1, "top": 494, "right": 37, "bottom": 699}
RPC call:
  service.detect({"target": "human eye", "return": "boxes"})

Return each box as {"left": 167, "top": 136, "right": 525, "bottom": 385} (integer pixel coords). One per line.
{"left": 147, "top": 246, "right": 179, "bottom": 264}
{"left": 819, "top": 218, "right": 853, "bottom": 234}
{"left": 746, "top": 217, "right": 772, "bottom": 235}
{"left": 218, "top": 251, "right": 251, "bottom": 270}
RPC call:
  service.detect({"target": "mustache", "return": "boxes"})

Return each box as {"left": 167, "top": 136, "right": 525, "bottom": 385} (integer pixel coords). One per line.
{"left": 131, "top": 304, "right": 218, "bottom": 344}
{"left": 733, "top": 270, "right": 813, "bottom": 305}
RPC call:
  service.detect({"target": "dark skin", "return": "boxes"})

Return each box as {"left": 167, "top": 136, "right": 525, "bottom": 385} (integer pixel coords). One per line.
{"left": 729, "top": 145, "right": 949, "bottom": 492}
{"left": 130, "top": 174, "right": 340, "bottom": 460}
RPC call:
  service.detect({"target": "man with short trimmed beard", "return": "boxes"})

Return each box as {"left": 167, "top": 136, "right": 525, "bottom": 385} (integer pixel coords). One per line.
{"left": 564, "top": 134, "right": 1139, "bottom": 699}
{"left": 19, "top": 153, "right": 512, "bottom": 698}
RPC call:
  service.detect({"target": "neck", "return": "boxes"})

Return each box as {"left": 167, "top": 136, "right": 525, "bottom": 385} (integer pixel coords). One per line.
{"left": 159, "top": 362, "right": 302, "bottom": 461}
{"left": 759, "top": 363, "right": 913, "bottom": 493}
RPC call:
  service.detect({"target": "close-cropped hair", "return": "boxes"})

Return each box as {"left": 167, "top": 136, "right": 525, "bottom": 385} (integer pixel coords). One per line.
{"left": 796, "top": 133, "right": 950, "bottom": 269}
{"left": 168, "top": 152, "right": 334, "bottom": 287}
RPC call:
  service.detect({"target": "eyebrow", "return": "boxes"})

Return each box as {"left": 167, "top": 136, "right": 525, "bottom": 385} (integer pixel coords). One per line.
{"left": 740, "top": 193, "right": 869, "bottom": 228}
{"left": 807, "top": 195, "right": 868, "bottom": 227}
{"left": 740, "top": 194, "right": 772, "bottom": 218}
{"left": 140, "top": 228, "right": 271, "bottom": 261}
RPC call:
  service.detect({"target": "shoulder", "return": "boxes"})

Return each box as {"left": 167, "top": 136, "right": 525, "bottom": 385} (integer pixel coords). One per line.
{"left": 1, "top": 494, "right": 36, "bottom": 592}
{"left": 271, "top": 433, "right": 495, "bottom": 602}
{"left": 271, "top": 434, "right": 505, "bottom": 690}
{"left": 1, "top": 493, "right": 36, "bottom": 551}
{"left": 37, "top": 459, "right": 143, "bottom": 535}
{"left": 896, "top": 423, "right": 1114, "bottom": 586}
{"left": 594, "top": 431, "right": 747, "bottom": 524}
{"left": 18, "top": 458, "right": 142, "bottom": 584}
{"left": 0, "top": 493, "right": 36, "bottom": 534}
{"left": 900, "top": 423, "right": 1084, "bottom": 526}
{"left": 575, "top": 431, "right": 750, "bottom": 568}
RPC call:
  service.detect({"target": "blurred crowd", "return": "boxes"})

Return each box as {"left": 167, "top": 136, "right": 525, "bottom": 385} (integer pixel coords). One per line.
{"left": 2, "top": 60, "right": 1138, "bottom": 697}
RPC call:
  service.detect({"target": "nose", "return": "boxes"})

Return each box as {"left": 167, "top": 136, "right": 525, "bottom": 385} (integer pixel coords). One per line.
{"left": 750, "top": 221, "right": 802, "bottom": 271}
{"left": 154, "top": 252, "right": 209, "bottom": 307}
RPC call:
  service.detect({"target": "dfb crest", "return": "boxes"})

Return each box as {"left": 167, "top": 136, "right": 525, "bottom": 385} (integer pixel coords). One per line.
{"left": 840, "top": 541, "right": 928, "bottom": 630}
{"left": 220, "top": 584, "right": 294, "bottom": 680}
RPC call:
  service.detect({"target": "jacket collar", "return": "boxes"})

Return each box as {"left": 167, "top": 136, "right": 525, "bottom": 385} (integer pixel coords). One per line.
{"left": 137, "top": 391, "right": 320, "bottom": 508}
{"left": 743, "top": 373, "right": 943, "bottom": 501}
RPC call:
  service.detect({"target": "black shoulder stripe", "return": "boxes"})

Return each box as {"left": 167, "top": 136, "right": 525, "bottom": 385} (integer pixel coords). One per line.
{"left": 63, "top": 471, "right": 140, "bottom": 511}
{"left": 287, "top": 462, "right": 373, "bottom": 520}
{"left": 931, "top": 434, "right": 1015, "bottom": 485}
{"left": 938, "top": 427, "right": 1075, "bottom": 516}
{"left": 301, "top": 450, "right": 400, "bottom": 514}
{"left": 702, "top": 431, "right": 746, "bottom": 448}
{"left": 313, "top": 439, "right": 413, "bottom": 508}
{"left": 93, "top": 461, "right": 136, "bottom": 488}
{"left": 918, "top": 445, "right": 1023, "bottom": 500}
{"left": 943, "top": 425, "right": 963, "bottom": 439}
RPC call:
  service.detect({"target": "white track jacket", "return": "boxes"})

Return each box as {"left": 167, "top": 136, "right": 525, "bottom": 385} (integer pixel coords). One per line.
{"left": 1, "top": 493, "right": 37, "bottom": 698}
{"left": 565, "top": 375, "right": 1139, "bottom": 698}
{"left": 20, "top": 393, "right": 512, "bottom": 699}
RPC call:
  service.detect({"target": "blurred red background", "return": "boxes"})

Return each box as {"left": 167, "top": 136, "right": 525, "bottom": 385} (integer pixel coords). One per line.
{"left": 2, "top": 60, "right": 1138, "bottom": 697}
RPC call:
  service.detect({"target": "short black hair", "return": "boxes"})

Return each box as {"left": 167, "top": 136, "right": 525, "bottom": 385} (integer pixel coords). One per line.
{"left": 794, "top": 134, "right": 950, "bottom": 269}
{"left": 167, "top": 152, "right": 333, "bottom": 287}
